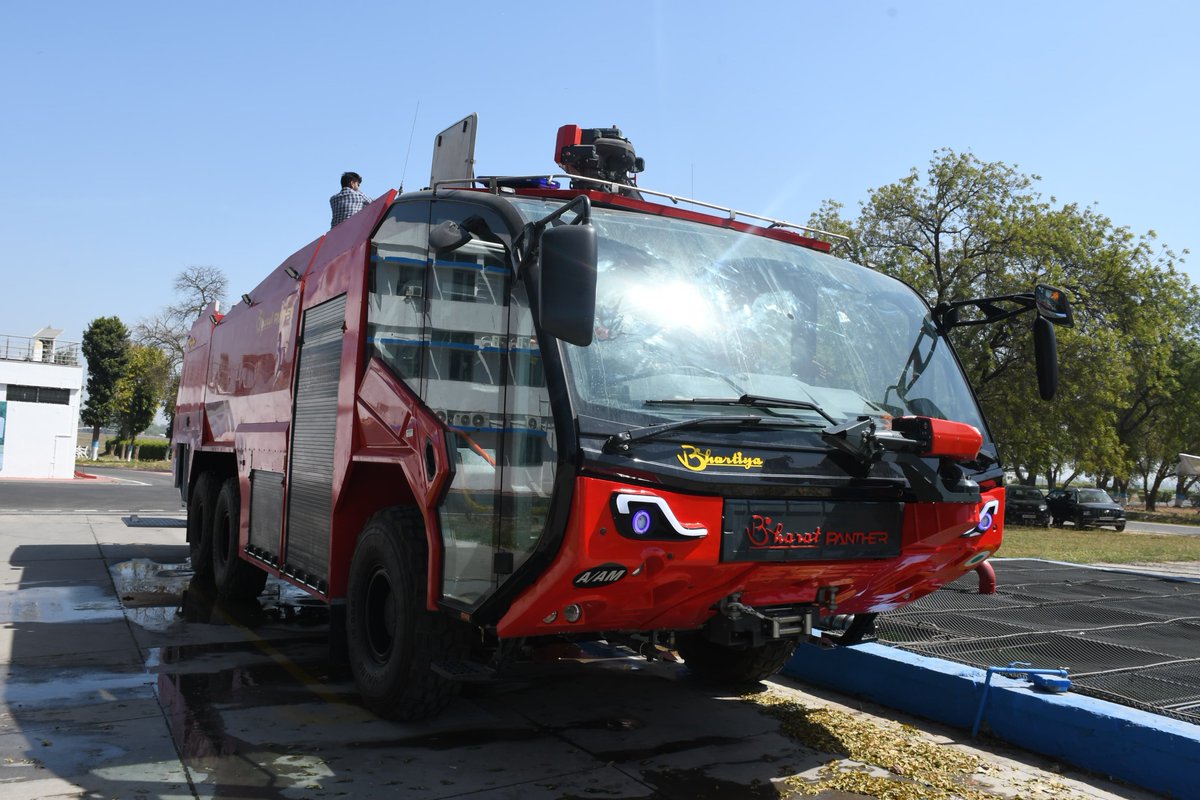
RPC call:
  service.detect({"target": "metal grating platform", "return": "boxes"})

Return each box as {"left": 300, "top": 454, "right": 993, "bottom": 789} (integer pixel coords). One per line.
{"left": 875, "top": 559, "right": 1200, "bottom": 725}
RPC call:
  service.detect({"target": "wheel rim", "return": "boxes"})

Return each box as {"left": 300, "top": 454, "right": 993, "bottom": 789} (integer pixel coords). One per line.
{"left": 364, "top": 566, "right": 396, "bottom": 662}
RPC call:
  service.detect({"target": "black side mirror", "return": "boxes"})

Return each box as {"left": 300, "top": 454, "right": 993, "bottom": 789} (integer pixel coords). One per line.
{"left": 537, "top": 224, "right": 597, "bottom": 346}
{"left": 1034, "top": 315, "right": 1058, "bottom": 401}
{"left": 429, "top": 220, "right": 472, "bottom": 253}
{"left": 1035, "top": 284, "right": 1073, "bottom": 326}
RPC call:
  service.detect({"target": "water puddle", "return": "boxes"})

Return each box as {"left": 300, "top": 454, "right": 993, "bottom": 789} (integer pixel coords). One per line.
{"left": 0, "top": 584, "right": 124, "bottom": 623}
{"left": 639, "top": 766, "right": 782, "bottom": 798}
{"left": 110, "top": 558, "right": 330, "bottom": 633}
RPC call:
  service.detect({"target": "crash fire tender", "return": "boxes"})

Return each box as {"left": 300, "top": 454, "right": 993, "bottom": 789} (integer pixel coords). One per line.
{"left": 173, "top": 116, "right": 1072, "bottom": 719}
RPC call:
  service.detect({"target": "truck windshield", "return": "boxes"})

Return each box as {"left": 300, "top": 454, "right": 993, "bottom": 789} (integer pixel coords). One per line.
{"left": 513, "top": 199, "right": 988, "bottom": 440}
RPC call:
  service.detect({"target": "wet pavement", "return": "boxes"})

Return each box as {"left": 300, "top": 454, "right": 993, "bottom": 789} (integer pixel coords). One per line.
{"left": 0, "top": 513, "right": 1167, "bottom": 799}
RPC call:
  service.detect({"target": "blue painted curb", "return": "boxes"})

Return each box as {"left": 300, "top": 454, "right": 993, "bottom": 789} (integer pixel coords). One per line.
{"left": 783, "top": 640, "right": 1200, "bottom": 798}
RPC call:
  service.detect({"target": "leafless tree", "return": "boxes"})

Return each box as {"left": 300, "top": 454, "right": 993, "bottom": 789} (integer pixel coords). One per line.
{"left": 134, "top": 265, "right": 228, "bottom": 372}
{"left": 134, "top": 266, "right": 227, "bottom": 435}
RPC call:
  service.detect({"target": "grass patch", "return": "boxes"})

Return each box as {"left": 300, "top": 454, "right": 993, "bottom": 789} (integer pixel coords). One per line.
{"left": 998, "top": 525, "right": 1200, "bottom": 564}
{"left": 77, "top": 457, "right": 171, "bottom": 473}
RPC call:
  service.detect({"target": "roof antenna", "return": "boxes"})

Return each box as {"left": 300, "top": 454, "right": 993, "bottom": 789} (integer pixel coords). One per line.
{"left": 399, "top": 101, "right": 419, "bottom": 194}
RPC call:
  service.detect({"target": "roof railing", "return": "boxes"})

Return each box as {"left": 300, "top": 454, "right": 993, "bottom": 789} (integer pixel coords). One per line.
{"left": 431, "top": 174, "right": 850, "bottom": 242}
{"left": 0, "top": 335, "right": 81, "bottom": 367}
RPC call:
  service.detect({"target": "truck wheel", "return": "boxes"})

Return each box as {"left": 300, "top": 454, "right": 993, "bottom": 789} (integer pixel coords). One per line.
{"left": 211, "top": 477, "right": 267, "bottom": 601}
{"left": 346, "top": 508, "right": 470, "bottom": 721}
{"left": 187, "top": 472, "right": 220, "bottom": 578}
{"left": 676, "top": 632, "right": 797, "bottom": 684}
{"left": 1115, "top": 522, "right": 1126, "bottom": 532}
{"left": 1074, "top": 514, "right": 1086, "bottom": 530}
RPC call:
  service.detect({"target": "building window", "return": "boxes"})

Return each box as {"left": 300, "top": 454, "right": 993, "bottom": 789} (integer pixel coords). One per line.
{"left": 7, "top": 385, "right": 70, "bottom": 405}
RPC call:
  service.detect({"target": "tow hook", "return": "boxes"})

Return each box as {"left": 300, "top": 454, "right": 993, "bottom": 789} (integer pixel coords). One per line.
{"left": 816, "top": 585, "right": 839, "bottom": 613}
{"left": 718, "top": 593, "right": 782, "bottom": 638}
{"left": 718, "top": 593, "right": 773, "bottom": 625}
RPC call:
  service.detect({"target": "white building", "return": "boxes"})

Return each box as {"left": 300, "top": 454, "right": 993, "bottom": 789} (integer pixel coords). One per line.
{"left": 0, "top": 328, "right": 83, "bottom": 479}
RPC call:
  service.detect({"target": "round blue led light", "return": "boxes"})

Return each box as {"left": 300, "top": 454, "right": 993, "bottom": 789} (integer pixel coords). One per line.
{"left": 632, "top": 509, "right": 652, "bottom": 535}
{"left": 977, "top": 510, "right": 993, "bottom": 531}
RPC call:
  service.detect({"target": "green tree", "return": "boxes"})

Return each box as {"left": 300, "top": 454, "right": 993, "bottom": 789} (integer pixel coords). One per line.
{"left": 113, "top": 345, "right": 171, "bottom": 459}
{"left": 1128, "top": 342, "right": 1200, "bottom": 509}
{"left": 80, "top": 316, "right": 131, "bottom": 458}
{"left": 808, "top": 150, "right": 1197, "bottom": 490}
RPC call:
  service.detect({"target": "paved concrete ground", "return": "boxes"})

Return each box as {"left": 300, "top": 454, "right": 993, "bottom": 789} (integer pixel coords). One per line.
{"left": 0, "top": 513, "right": 1167, "bottom": 799}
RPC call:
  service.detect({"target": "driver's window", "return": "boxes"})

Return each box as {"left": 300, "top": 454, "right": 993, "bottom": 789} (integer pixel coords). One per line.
{"left": 367, "top": 202, "right": 431, "bottom": 387}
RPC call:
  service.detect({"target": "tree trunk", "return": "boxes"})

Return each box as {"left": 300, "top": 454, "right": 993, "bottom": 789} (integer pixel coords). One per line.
{"left": 1142, "top": 473, "right": 1155, "bottom": 510}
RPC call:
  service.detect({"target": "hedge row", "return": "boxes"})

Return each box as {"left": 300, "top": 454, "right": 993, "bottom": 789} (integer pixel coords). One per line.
{"left": 105, "top": 439, "right": 171, "bottom": 460}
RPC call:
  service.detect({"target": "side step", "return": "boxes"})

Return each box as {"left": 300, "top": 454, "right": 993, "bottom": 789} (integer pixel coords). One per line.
{"left": 432, "top": 660, "right": 497, "bottom": 683}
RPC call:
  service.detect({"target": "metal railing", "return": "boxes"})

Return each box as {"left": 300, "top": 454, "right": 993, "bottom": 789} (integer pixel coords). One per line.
{"left": 0, "top": 335, "right": 81, "bottom": 367}
{"left": 432, "top": 174, "right": 850, "bottom": 241}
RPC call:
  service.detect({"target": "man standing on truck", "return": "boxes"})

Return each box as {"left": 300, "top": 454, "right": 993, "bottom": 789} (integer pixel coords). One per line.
{"left": 329, "top": 171, "right": 371, "bottom": 227}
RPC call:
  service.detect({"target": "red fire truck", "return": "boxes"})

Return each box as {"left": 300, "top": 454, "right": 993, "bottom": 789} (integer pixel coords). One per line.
{"left": 173, "top": 116, "right": 1072, "bottom": 719}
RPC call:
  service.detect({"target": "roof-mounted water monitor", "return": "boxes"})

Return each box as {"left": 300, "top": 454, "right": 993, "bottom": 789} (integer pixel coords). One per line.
{"left": 555, "top": 124, "right": 644, "bottom": 196}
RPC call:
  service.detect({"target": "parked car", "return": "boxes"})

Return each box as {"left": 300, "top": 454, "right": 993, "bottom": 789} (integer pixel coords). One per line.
{"left": 1005, "top": 485, "right": 1050, "bottom": 527}
{"left": 1046, "top": 487, "right": 1126, "bottom": 531}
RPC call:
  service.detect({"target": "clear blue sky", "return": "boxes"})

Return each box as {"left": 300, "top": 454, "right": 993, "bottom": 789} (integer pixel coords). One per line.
{"left": 2, "top": 1, "right": 1197, "bottom": 347}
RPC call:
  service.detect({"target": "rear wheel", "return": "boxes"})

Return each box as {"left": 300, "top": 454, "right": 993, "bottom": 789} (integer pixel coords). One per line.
{"left": 676, "top": 632, "right": 797, "bottom": 684}
{"left": 187, "top": 472, "right": 220, "bottom": 578}
{"left": 346, "top": 508, "right": 470, "bottom": 720}
{"left": 211, "top": 477, "right": 268, "bottom": 601}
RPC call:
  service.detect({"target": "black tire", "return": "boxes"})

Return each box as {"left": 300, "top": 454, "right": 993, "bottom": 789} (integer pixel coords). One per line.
{"left": 676, "top": 632, "right": 797, "bottom": 684}
{"left": 187, "top": 472, "right": 220, "bottom": 578}
{"left": 211, "top": 477, "right": 268, "bottom": 601}
{"left": 1074, "top": 514, "right": 1086, "bottom": 530}
{"left": 1115, "top": 522, "right": 1126, "bottom": 532}
{"left": 346, "top": 507, "right": 471, "bottom": 721}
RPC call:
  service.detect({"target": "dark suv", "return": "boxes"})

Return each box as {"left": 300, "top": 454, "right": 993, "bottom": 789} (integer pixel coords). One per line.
{"left": 1005, "top": 485, "right": 1050, "bottom": 527}
{"left": 1046, "top": 487, "right": 1126, "bottom": 531}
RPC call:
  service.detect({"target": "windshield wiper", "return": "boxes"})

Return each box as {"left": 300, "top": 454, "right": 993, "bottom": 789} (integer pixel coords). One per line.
{"left": 602, "top": 414, "right": 810, "bottom": 454}
{"left": 644, "top": 394, "right": 840, "bottom": 424}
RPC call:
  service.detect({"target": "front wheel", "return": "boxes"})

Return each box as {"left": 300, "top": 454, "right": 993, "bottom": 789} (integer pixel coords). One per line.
{"left": 346, "top": 508, "right": 470, "bottom": 721}
{"left": 1074, "top": 514, "right": 1086, "bottom": 530}
{"left": 676, "top": 632, "right": 797, "bottom": 684}
{"left": 1115, "top": 522, "right": 1126, "bottom": 532}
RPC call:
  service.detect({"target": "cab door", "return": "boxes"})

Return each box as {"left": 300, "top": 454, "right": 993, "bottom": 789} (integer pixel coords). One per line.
{"left": 424, "top": 199, "right": 556, "bottom": 610}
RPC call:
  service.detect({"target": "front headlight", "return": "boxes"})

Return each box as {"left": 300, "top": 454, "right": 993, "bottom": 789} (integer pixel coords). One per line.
{"left": 1038, "top": 504, "right": 1047, "bottom": 511}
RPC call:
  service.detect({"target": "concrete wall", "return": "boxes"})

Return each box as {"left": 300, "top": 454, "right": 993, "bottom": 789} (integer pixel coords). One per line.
{"left": 0, "top": 360, "right": 83, "bottom": 479}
